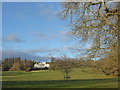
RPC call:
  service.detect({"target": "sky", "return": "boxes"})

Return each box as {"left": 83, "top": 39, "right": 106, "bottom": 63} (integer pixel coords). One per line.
{"left": 2, "top": 2, "right": 92, "bottom": 61}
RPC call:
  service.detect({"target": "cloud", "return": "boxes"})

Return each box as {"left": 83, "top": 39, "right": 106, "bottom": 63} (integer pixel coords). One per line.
{"left": 63, "top": 46, "right": 75, "bottom": 50}
{"left": 1, "top": 49, "right": 50, "bottom": 62}
{"left": 59, "top": 30, "right": 75, "bottom": 42}
{"left": 37, "top": 4, "right": 58, "bottom": 20}
{"left": 29, "top": 30, "right": 69, "bottom": 40}
{"left": 64, "top": 43, "right": 93, "bottom": 51}
{"left": 60, "top": 31, "right": 71, "bottom": 36}
{"left": 3, "top": 34, "right": 26, "bottom": 43}
{"left": 29, "top": 31, "right": 57, "bottom": 41}
{"left": 24, "top": 48, "right": 61, "bottom": 55}
{"left": 1, "top": 48, "right": 63, "bottom": 61}
{"left": 29, "top": 30, "right": 74, "bottom": 43}
{"left": 24, "top": 47, "right": 78, "bottom": 58}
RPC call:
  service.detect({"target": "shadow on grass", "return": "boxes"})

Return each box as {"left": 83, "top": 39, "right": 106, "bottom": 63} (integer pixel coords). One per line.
{"left": 2, "top": 78, "right": 118, "bottom": 88}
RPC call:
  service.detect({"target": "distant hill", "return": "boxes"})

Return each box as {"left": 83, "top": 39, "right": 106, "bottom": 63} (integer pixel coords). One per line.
{"left": 2, "top": 50, "right": 51, "bottom": 62}
{"left": 2, "top": 49, "right": 78, "bottom": 62}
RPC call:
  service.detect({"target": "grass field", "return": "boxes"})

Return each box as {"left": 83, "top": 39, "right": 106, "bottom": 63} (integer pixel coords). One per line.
{"left": 2, "top": 68, "right": 119, "bottom": 88}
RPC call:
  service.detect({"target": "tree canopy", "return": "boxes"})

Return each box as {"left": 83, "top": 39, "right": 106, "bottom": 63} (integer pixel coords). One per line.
{"left": 60, "top": 1, "right": 119, "bottom": 60}
{"left": 59, "top": 1, "right": 119, "bottom": 76}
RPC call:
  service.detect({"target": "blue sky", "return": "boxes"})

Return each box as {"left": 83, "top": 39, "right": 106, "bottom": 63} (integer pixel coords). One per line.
{"left": 2, "top": 2, "right": 92, "bottom": 61}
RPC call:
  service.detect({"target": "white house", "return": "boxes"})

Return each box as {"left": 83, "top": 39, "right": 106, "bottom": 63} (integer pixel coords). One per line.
{"left": 34, "top": 62, "right": 49, "bottom": 68}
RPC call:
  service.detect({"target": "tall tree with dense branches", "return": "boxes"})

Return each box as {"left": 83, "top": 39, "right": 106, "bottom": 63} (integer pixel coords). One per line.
{"left": 60, "top": 1, "right": 119, "bottom": 75}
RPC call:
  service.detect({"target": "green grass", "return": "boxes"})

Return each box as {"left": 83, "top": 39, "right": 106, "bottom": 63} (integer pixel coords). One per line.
{"left": 3, "top": 79, "right": 118, "bottom": 88}
{"left": 2, "top": 68, "right": 119, "bottom": 88}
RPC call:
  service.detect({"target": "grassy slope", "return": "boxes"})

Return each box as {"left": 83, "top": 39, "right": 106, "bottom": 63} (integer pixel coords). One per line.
{"left": 2, "top": 68, "right": 118, "bottom": 88}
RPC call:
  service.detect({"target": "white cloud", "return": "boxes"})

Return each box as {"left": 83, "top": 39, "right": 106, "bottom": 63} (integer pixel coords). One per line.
{"left": 59, "top": 31, "right": 74, "bottom": 42}
{"left": 24, "top": 48, "right": 61, "bottom": 55}
{"left": 3, "top": 34, "right": 26, "bottom": 43}
{"left": 63, "top": 46, "right": 75, "bottom": 50}
{"left": 29, "top": 31, "right": 57, "bottom": 41}
{"left": 37, "top": 4, "right": 58, "bottom": 20}
{"left": 29, "top": 30, "right": 72, "bottom": 42}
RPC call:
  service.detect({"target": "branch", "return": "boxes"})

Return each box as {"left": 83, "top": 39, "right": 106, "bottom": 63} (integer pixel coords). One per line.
{"left": 90, "top": 2, "right": 102, "bottom": 5}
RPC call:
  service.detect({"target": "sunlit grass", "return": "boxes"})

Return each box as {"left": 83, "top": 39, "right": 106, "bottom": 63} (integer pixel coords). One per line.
{"left": 2, "top": 68, "right": 118, "bottom": 88}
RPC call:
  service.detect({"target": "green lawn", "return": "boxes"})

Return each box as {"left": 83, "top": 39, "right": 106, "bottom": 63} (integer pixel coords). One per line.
{"left": 2, "top": 68, "right": 119, "bottom": 88}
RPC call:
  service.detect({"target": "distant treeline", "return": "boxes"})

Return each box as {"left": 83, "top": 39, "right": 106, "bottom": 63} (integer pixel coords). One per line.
{"left": 2, "top": 56, "right": 118, "bottom": 76}
{"left": 2, "top": 57, "right": 35, "bottom": 71}
{"left": 50, "top": 57, "right": 118, "bottom": 76}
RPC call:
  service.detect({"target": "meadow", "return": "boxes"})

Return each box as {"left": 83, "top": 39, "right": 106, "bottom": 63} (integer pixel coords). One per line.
{"left": 2, "top": 68, "right": 118, "bottom": 88}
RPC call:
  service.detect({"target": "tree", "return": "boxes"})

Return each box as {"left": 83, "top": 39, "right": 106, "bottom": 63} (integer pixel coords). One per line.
{"left": 2, "top": 57, "right": 34, "bottom": 71}
{"left": 18, "top": 59, "right": 34, "bottom": 71}
{"left": 48, "top": 50, "right": 74, "bottom": 80}
{"left": 95, "top": 55, "right": 118, "bottom": 75}
{"left": 10, "top": 61, "right": 22, "bottom": 71}
{"left": 2, "top": 58, "right": 9, "bottom": 71}
{"left": 2, "top": 58, "right": 15, "bottom": 71}
{"left": 50, "top": 59, "right": 75, "bottom": 80}
{"left": 2, "top": 63, "right": 9, "bottom": 71}
{"left": 51, "top": 57, "right": 55, "bottom": 63}
{"left": 60, "top": 1, "right": 119, "bottom": 75}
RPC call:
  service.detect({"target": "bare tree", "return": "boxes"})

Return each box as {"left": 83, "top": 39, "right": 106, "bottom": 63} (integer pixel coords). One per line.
{"left": 60, "top": 1, "right": 119, "bottom": 75}
{"left": 10, "top": 61, "right": 22, "bottom": 71}
{"left": 49, "top": 50, "right": 77, "bottom": 80}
